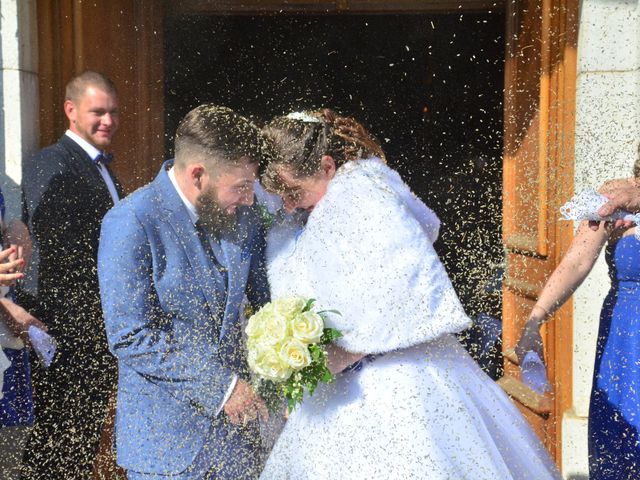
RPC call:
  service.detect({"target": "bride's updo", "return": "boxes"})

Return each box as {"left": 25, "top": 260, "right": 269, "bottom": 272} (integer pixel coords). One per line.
{"left": 262, "top": 108, "right": 385, "bottom": 192}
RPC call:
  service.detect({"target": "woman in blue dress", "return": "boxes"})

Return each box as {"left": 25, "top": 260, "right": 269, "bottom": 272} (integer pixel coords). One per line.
{"left": 517, "top": 152, "right": 640, "bottom": 479}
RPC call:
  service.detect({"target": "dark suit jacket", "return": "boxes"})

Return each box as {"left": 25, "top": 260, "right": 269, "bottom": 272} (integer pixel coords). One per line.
{"left": 19, "top": 134, "right": 124, "bottom": 478}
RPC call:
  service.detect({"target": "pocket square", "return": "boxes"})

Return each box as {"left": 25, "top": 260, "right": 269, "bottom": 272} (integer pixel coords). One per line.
{"left": 28, "top": 325, "right": 56, "bottom": 368}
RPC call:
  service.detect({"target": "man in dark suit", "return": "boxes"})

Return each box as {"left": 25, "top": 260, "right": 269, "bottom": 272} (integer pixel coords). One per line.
{"left": 19, "top": 71, "right": 123, "bottom": 479}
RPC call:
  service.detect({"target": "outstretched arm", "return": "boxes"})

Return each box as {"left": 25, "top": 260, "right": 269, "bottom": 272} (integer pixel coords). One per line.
{"left": 516, "top": 220, "right": 613, "bottom": 361}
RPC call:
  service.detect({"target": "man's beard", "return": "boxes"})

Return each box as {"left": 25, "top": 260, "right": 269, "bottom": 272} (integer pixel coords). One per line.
{"left": 196, "top": 186, "right": 238, "bottom": 237}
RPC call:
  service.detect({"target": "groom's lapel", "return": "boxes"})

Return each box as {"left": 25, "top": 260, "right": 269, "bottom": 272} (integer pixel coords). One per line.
{"left": 220, "top": 231, "right": 242, "bottom": 298}
{"left": 217, "top": 210, "right": 253, "bottom": 342}
{"left": 153, "top": 162, "right": 227, "bottom": 315}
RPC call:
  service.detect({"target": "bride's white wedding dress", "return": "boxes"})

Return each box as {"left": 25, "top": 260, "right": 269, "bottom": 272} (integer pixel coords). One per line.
{"left": 260, "top": 158, "right": 561, "bottom": 480}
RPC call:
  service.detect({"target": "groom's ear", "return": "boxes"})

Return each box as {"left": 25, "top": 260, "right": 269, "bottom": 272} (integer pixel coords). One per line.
{"left": 320, "top": 155, "right": 336, "bottom": 178}
{"left": 187, "top": 164, "right": 206, "bottom": 189}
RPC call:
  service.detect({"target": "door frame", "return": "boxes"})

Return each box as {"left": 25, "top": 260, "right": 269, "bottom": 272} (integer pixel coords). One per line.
{"left": 500, "top": 0, "right": 579, "bottom": 463}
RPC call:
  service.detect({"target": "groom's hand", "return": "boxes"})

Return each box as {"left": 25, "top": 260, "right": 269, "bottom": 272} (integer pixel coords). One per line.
{"left": 224, "top": 379, "right": 268, "bottom": 425}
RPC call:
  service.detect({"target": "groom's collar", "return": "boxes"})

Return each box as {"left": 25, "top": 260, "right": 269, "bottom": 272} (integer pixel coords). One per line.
{"left": 153, "top": 160, "right": 195, "bottom": 217}
{"left": 168, "top": 166, "right": 198, "bottom": 225}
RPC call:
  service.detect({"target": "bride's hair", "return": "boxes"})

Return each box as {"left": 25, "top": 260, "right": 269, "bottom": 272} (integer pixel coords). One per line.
{"left": 261, "top": 108, "right": 385, "bottom": 193}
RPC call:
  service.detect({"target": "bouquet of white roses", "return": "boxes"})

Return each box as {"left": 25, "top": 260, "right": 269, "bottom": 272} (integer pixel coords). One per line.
{"left": 245, "top": 296, "right": 342, "bottom": 410}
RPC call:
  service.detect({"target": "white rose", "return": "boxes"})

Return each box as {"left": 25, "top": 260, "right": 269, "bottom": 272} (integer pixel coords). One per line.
{"left": 279, "top": 339, "right": 312, "bottom": 370}
{"left": 291, "top": 311, "right": 324, "bottom": 344}
{"left": 248, "top": 343, "right": 292, "bottom": 382}
{"left": 274, "top": 296, "right": 307, "bottom": 319}
{"left": 246, "top": 303, "right": 290, "bottom": 346}
{"left": 245, "top": 309, "right": 266, "bottom": 339}
{"left": 261, "top": 311, "right": 290, "bottom": 345}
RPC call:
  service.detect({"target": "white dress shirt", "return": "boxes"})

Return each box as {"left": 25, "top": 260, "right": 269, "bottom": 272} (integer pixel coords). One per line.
{"left": 65, "top": 130, "right": 120, "bottom": 204}
{"left": 168, "top": 167, "right": 237, "bottom": 415}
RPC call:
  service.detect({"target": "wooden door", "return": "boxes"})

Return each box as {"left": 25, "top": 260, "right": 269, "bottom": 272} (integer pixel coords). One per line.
{"left": 499, "top": 0, "right": 578, "bottom": 464}
{"left": 37, "top": 0, "right": 165, "bottom": 194}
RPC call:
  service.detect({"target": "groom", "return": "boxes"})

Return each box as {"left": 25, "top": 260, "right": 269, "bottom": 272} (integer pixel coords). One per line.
{"left": 98, "top": 105, "right": 270, "bottom": 479}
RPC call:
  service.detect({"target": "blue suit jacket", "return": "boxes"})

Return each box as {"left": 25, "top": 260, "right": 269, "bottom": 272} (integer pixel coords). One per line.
{"left": 98, "top": 161, "right": 269, "bottom": 474}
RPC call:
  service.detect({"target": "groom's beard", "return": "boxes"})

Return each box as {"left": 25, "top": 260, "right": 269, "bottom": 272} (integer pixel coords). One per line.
{"left": 196, "top": 186, "right": 238, "bottom": 237}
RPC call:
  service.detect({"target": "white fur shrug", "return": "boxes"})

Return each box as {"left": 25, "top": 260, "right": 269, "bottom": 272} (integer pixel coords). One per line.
{"left": 266, "top": 158, "right": 471, "bottom": 354}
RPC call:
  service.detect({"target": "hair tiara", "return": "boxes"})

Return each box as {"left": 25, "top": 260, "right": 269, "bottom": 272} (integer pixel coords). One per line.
{"left": 285, "top": 111, "right": 321, "bottom": 123}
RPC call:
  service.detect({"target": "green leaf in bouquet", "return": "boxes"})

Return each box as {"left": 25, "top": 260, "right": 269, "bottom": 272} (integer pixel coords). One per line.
{"left": 320, "top": 366, "right": 334, "bottom": 383}
{"left": 320, "top": 327, "right": 343, "bottom": 345}
{"left": 306, "top": 378, "right": 318, "bottom": 396}
{"left": 308, "top": 344, "right": 325, "bottom": 363}
{"left": 258, "top": 204, "right": 275, "bottom": 230}
{"left": 302, "top": 298, "right": 316, "bottom": 313}
{"left": 283, "top": 376, "right": 305, "bottom": 411}
{"left": 287, "top": 396, "right": 300, "bottom": 411}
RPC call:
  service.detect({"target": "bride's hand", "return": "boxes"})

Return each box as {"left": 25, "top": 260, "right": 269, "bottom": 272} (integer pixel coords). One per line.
{"left": 325, "top": 344, "right": 364, "bottom": 375}
{"left": 515, "top": 318, "right": 545, "bottom": 365}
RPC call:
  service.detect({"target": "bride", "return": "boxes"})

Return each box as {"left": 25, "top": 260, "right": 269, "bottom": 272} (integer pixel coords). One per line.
{"left": 259, "top": 108, "right": 561, "bottom": 480}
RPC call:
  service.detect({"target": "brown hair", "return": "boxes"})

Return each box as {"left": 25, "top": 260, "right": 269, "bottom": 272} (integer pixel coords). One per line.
{"left": 65, "top": 71, "right": 117, "bottom": 104}
{"left": 174, "top": 104, "right": 265, "bottom": 170}
{"left": 634, "top": 141, "right": 640, "bottom": 178}
{"left": 262, "top": 108, "right": 385, "bottom": 193}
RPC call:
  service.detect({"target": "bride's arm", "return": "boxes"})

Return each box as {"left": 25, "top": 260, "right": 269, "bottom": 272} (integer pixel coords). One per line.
{"left": 325, "top": 343, "right": 364, "bottom": 375}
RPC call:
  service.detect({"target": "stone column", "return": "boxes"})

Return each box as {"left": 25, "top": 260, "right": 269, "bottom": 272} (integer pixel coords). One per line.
{"left": 0, "top": 0, "right": 38, "bottom": 221}
{"left": 563, "top": 0, "right": 640, "bottom": 478}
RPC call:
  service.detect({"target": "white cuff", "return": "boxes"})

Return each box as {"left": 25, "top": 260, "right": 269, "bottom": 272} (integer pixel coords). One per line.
{"left": 216, "top": 374, "right": 238, "bottom": 416}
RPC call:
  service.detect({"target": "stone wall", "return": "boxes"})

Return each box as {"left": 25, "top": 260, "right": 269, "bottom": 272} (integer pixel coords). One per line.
{"left": 0, "top": 0, "right": 38, "bottom": 221}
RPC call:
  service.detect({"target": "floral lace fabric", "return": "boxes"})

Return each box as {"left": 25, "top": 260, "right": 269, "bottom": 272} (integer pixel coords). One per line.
{"left": 560, "top": 188, "right": 640, "bottom": 240}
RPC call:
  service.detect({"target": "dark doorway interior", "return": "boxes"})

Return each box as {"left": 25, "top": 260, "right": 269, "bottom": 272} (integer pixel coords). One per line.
{"left": 164, "top": 13, "right": 505, "bottom": 376}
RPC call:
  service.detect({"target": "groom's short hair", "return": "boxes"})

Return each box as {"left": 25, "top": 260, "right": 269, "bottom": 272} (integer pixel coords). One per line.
{"left": 174, "top": 104, "right": 264, "bottom": 170}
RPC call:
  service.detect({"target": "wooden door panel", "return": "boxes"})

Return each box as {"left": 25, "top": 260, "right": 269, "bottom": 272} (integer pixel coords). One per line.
{"left": 504, "top": 0, "right": 549, "bottom": 257}
{"left": 37, "top": 0, "right": 76, "bottom": 149}
{"left": 502, "top": 0, "right": 578, "bottom": 465}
